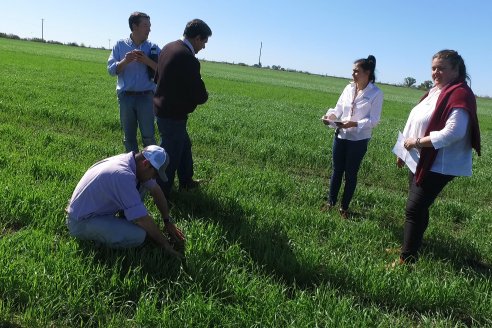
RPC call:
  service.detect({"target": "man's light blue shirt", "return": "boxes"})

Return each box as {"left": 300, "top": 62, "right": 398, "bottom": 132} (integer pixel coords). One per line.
{"left": 107, "top": 36, "right": 161, "bottom": 94}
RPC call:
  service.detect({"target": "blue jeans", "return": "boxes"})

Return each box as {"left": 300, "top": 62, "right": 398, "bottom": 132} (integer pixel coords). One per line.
{"left": 328, "top": 137, "right": 369, "bottom": 210}
{"left": 156, "top": 117, "right": 194, "bottom": 195}
{"left": 117, "top": 93, "right": 156, "bottom": 152}
{"left": 66, "top": 215, "right": 146, "bottom": 248}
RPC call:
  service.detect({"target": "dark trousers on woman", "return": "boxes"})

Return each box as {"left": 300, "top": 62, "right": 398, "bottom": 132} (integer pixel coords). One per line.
{"left": 401, "top": 171, "right": 454, "bottom": 262}
{"left": 328, "top": 137, "right": 369, "bottom": 210}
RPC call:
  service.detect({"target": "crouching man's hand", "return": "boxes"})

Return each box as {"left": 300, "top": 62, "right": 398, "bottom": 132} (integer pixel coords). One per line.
{"left": 135, "top": 215, "right": 184, "bottom": 259}
{"left": 164, "top": 219, "right": 185, "bottom": 255}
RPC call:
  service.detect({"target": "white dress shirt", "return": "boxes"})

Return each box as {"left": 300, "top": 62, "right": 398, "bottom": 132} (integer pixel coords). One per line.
{"left": 402, "top": 86, "right": 472, "bottom": 176}
{"left": 325, "top": 82, "right": 383, "bottom": 141}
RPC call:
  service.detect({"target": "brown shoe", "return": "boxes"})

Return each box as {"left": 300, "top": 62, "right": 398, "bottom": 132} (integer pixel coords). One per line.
{"left": 320, "top": 203, "right": 335, "bottom": 212}
{"left": 339, "top": 208, "right": 349, "bottom": 219}
{"left": 393, "top": 257, "right": 405, "bottom": 267}
{"left": 179, "top": 179, "right": 201, "bottom": 191}
{"left": 386, "top": 256, "right": 416, "bottom": 270}
{"left": 385, "top": 247, "right": 401, "bottom": 255}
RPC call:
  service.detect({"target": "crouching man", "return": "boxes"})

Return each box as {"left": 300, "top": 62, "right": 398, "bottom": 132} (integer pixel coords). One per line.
{"left": 66, "top": 145, "right": 184, "bottom": 258}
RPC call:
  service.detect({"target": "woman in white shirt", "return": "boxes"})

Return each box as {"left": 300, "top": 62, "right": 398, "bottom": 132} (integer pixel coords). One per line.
{"left": 321, "top": 55, "right": 384, "bottom": 218}
{"left": 395, "top": 50, "right": 481, "bottom": 265}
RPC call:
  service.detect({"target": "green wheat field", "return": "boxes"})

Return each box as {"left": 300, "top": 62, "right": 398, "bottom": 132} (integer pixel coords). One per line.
{"left": 0, "top": 38, "right": 491, "bottom": 327}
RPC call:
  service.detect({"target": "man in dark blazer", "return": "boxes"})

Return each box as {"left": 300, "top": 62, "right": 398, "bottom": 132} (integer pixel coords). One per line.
{"left": 153, "top": 19, "right": 212, "bottom": 197}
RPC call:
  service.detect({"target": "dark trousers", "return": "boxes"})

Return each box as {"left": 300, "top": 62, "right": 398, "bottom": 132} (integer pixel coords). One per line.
{"left": 328, "top": 137, "right": 369, "bottom": 210}
{"left": 156, "top": 117, "right": 194, "bottom": 195}
{"left": 401, "top": 171, "right": 454, "bottom": 261}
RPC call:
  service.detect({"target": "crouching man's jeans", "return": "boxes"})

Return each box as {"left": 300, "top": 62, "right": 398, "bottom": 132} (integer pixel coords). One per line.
{"left": 66, "top": 214, "right": 146, "bottom": 248}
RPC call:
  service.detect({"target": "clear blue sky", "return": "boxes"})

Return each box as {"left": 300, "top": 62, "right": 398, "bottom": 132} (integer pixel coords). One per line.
{"left": 3, "top": 0, "right": 491, "bottom": 96}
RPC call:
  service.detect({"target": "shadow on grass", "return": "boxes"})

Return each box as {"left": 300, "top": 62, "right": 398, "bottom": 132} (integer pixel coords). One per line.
{"left": 171, "top": 189, "right": 305, "bottom": 286}
{"left": 422, "top": 234, "right": 491, "bottom": 277}
{"left": 71, "top": 187, "right": 488, "bottom": 326}
{"left": 0, "top": 215, "right": 29, "bottom": 237}
{"left": 76, "top": 239, "right": 183, "bottom": 283}
{"left": 172, "top": 189, "right": 489, "bottom": 326}
{"left": 0, "top": 222, "right": 24, "bottom": 238}
{"left": 379, "top": 213, "right": 491, "bottom": 278}
{"left": 0, "top": 321, "right": 22, "bottom": 328}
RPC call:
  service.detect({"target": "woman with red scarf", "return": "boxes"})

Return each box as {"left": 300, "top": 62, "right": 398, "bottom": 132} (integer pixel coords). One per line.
{"left": 395, "top": 50, "right": 481, "bottom": 264}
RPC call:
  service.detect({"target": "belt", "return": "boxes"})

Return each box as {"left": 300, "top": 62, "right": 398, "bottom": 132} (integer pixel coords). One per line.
{"left": 123, "top": 90, "right": 154, "bottom": 96}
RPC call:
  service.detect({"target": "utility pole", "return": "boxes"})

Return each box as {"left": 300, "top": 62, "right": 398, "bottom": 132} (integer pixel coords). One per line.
{"left": 108, "top": 39, "right": 111, "bottom": 50}
{"left": 258, "top": 41, "right": 262, "bottom": 67}
{"left": 41, "top": 18, "right": 44, "bottom": 41}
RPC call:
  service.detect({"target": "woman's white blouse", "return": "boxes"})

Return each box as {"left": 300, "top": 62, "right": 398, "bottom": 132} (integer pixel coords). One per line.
{"left": 325, "top": 82, "right": 383, "bottom": 141}
{"left": 402, "top": 86, "right": 472, "bottom": 176}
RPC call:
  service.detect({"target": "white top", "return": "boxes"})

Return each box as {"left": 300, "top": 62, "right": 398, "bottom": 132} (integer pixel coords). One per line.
{"left": 402, "top": 86, "right": 472, "bottom": 176}
{"left": 325, "top": 82, "right": 383, "bottom": 141}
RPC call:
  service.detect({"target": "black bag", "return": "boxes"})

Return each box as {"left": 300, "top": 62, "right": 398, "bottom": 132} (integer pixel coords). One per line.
{"left": 147, "top": 45, "right": 158, "bottom": 80}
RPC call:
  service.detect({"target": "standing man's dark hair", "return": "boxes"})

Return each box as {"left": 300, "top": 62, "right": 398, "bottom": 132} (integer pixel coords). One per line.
{"left": 129, "top": 12, "right": 151, "bottom": 31}
{"left": 153, "top": 19, "right": 212, "bottom": 197}
{"left": 183, "top": 19, "right": 212, "bottom": 39}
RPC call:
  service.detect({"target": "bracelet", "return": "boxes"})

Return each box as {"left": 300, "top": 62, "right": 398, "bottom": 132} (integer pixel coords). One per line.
{"left": 416, "top": 138, "right": 422, "bottom": 148}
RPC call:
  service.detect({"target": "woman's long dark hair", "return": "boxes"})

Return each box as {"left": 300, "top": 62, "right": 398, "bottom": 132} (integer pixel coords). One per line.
{"left": 354, "top": 55, "right": 376, "bottom": 83}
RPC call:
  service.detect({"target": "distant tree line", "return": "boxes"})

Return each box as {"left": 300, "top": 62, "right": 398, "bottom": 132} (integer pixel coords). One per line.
{"left": 0, "top": 32, "right": 107, "bottom": 50}
{"left": 225, "top": 61, "right": 314, "bottom": 75}
{"left": 402, "top": 76, "right": 434, "bottom": 91}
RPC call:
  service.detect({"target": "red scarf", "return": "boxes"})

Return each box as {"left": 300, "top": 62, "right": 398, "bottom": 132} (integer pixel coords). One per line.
{"left": 415, "top": 81, "right": 481, "bottom": 185}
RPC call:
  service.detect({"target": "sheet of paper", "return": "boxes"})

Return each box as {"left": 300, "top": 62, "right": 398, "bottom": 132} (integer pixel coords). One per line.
{"left": 321, "top": 118, "right": 338, "bottom": 129}
{"left": 392, "top": 131, "right": 419, "bottom": 173}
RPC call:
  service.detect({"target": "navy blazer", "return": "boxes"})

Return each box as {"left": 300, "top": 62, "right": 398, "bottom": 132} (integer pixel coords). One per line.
{"left": 154, "top": 40, "right": 208, "bottom": 120}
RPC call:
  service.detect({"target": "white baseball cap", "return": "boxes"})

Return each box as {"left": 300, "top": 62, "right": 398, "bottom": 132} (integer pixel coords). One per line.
{"left": 142, "top": 145, "right": 169, "bottom": 182}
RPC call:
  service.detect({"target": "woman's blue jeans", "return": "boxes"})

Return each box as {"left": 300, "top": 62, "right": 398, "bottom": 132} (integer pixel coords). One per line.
{"left": 328, "top": 137, "right": 369, "bottom": 210}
